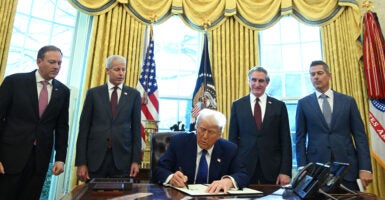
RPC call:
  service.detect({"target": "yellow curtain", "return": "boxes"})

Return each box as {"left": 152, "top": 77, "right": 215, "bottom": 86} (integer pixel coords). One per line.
{"left": 68, "top": 3, "right": 146, "bottom": 188}
{"left": 67, "top": 0, "right": 384, "bottom": 196}
{"left": 0, "top": 0, "right": 18, "bottom": 81}
{"left": 322, "top": 4, "right": 384, "bottom": 196}
{"left": 209, "top": 18, "right": 259, "bottom": 139}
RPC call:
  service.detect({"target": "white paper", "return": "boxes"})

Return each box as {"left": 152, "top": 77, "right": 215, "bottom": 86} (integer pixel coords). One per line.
{"left": 171, "top": 184, "right": 262, "bottom": 196}
{"left": 356, "top": 179, "right": 364, "bottom": 192}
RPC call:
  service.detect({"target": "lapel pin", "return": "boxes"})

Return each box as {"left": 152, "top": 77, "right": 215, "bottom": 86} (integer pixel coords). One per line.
{"left": 217, "top": 158, "right": 221, "bottom": 163}
{"left": 124, "top": 92, "right": 128, "bottom": 95}
{"left": 268, "top": 101, "right": 272, "bottom": 104}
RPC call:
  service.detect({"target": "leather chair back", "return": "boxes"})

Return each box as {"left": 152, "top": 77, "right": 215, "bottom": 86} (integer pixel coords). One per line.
{"left": 150, "top": 131, "right": 183, "bottom": 182}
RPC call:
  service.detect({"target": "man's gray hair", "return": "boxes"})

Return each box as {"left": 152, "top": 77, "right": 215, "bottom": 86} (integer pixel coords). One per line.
{"left": 106, "top": 55, "right": 126, "bottom": 68}
{"left": 195, "top": 109, "right": 226, "bottom": 133}
{"left": 248, "top": 66, "right": 270, "bottom": 83}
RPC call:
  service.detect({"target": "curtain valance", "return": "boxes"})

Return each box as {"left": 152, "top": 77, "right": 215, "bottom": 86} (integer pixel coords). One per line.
{"left": 69, "top": 0, "right": 360, "bottom": 30}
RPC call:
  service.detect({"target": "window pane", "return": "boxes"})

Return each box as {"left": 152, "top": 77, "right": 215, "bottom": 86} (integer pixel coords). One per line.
{"left": 154, "top": 16, "right": 202, "bottom": 131}
{"left": 260, "top": 16, "right": 322, "bottom": 170}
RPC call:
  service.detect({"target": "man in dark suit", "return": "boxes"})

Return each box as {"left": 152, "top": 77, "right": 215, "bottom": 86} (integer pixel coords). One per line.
{"left": 0, "top": 45, "right": 70, "bottom": 199}
{"left": 229, "top": 66, "right": 292, "bottom": 185}
{"left": 154, "top": 109, "right": 249, "bottom": 193}
{"left": 75, "top": 55, "right": 141, "bottom": 181}
{"left": 295, "top": 60, "right": 373, "bottom": 190}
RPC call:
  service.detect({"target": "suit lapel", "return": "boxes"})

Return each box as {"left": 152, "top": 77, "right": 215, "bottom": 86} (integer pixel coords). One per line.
{"left": 310, "top": 93, "right": 329, "bottom": 128}
{"left": 209, "top": 141, "right": 223, "bottom": 180}
{"left": 25, "top": 72, "right": 40, "bottom": 118}
{"left": 114, "top": 86, "right": 131, "bottom": 118}
{"left": 263, "top": 96, "right": 274, "bottom": 127}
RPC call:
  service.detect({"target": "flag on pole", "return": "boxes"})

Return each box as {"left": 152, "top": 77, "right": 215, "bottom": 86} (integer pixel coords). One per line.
{"left": 363, "top": 11, "right": 385, "bottom": 168}
{"left": 190, "top": 33, "right": 217, "bottom": 131}
{"left": 136, "top": 28, "right": 159, "bottom": 149}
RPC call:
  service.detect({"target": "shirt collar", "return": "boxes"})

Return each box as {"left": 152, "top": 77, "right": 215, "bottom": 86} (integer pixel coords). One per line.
{"left": 107, "top": 81, "right": 123, "bottom": 90}
{"left": 197, "top": 145, "right": 214, "bottom": 155}
{"left": 35, "top": 70, "right": 52, "bottom": 85}
{"left": 249, "top": 93, "right": 267, "bottom": 103}
{"left": 316, "top": 89, "right": 333, "bottom": 98}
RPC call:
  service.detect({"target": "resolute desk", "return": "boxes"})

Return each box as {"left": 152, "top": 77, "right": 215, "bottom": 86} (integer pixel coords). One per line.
{"left": 61, "top": 183, "right": 377, "bottom": 200}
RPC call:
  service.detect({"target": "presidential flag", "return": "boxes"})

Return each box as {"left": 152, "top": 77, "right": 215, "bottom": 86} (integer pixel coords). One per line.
{"left": 190, "top": 33, "right": 217, "bottom": 131}
{"left": 136, "top": 29, "right": 159, "bottom": 149}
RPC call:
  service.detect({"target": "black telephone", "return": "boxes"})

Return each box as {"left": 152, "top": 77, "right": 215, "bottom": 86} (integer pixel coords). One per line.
{"left": 292, "top": 162, "right": 330, "bottom": 199}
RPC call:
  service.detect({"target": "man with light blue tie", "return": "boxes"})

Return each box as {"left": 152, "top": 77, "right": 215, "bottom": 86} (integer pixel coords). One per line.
{"left": 153, "top": 109, "right": 249, "bottom": 193}
{"left": 295, "top": 60, "right": 373, "bottom": 191}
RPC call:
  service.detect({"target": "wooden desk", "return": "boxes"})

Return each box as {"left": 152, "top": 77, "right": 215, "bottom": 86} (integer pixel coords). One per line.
{"left": 61, "top": 183, "right": 377, "bottom": 200}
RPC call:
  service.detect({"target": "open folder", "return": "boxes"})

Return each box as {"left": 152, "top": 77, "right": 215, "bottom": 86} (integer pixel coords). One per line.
{"left": 171, "top": 184, "right": 263, "bottom": 196}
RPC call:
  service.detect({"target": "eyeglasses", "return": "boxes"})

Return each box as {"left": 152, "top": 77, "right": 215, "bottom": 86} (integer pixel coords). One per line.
{"left": 250, "top": 78, "right": 266, "bottom": 83}
{"left": 197, "top": 126, "right": 219, "bottom": 135}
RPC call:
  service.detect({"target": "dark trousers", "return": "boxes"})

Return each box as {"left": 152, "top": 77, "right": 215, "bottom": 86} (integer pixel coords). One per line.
{"left": 0, "top": 147, "right": 46, "bottom": 200}
{"left": 88, "top": 149, "right": 129, "bottom": 179}
{"left": 249, "top": 161, "right": 275, "bottom": 184}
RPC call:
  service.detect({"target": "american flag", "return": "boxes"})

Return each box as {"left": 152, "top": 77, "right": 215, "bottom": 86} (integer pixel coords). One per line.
{"left": 136, "top": 30, "right": 159, "bottom": 147}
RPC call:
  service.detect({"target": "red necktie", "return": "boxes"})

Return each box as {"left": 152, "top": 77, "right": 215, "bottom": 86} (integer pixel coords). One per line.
{"left": 39, "top": 80, "right": 49, "bottom": 117}
{"left": 111, "top": 86, "right": 118, "bottom": 118}
{"left": 254, "top": 98, "right": 262, "bottom": 129}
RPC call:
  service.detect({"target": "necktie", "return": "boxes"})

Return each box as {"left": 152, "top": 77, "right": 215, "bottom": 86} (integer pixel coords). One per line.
{"left": 254, "top": 98, "right": 262, "bottom": 129}
{"left": 196, "top": 149, "right": 208, "bottom": 184}
{"left": 39, "top": 80, "right": 49, "bottom": 117}
{"left": 320, "top": 94, "right": 332, "bottom": 127}
{"left": 111, "top": 86, "right": 118, "bottom": 118}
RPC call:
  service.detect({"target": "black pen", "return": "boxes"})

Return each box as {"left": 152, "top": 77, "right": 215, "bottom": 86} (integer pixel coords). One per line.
{"left": 178, "top": 167, "right": 189, "bottom": 189}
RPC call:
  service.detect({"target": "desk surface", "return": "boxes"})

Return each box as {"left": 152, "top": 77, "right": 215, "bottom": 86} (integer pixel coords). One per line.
{"left": 61, "top": 183, "right": 377, "bottom": 200}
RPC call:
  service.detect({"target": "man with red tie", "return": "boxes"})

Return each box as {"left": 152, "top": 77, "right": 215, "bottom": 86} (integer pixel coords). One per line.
{"left": 229, "top": 66, "right": 292, "bottom": 185}
{"left": 0, "top": 45, "right": 70, "bottom": 200}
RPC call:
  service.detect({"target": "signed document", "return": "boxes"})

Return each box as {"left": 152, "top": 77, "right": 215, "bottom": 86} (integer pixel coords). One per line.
{"left": 171, "top": 184, "right": 263, "bottom": 196}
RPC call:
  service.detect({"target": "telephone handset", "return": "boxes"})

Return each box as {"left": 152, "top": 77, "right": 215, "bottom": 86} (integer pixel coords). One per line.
{"left": 292, "top": 162, "right": 330, "bottom": 199}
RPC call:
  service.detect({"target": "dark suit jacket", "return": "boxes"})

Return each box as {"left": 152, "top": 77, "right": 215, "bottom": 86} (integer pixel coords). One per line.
{"left": 0, "top": 70, "right": 69, "bottom": 175}
{"left": 153, "top": 132, "right": 249, "bottom": 188}
{"left": 229, "top": 95, "right": 292, "bottom": 182}
{"left": 295, "top": 91, "right": 372, "bottom": 181}
{"left": 75, "top": 83, "right": 141, "bottom": 172}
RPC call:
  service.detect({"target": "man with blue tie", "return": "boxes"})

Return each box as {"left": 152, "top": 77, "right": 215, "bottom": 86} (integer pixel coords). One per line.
{"left": 295, "top": 60, "right": 373, "bottom": 191}
{"left": 153, "top": 109, "right": 249, "bottom": 193}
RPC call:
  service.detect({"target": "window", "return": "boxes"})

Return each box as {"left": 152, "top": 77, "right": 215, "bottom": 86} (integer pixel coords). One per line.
{"left": 259, "top": 16, "right": 322, "bottom": 169}
{"left": 6, "top": 0, "right": 80, "bottom": 199}
{"left": 153, "top": 16, "right": 203, "bottom": 131}
{"left": 5, "top": 0, "right": 77, "bottom": 81}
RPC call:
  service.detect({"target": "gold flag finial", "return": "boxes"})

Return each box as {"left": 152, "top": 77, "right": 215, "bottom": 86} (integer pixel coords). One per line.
{"left": 362, "top": 0, "right": 374, "bottom": 12}
{"left": 202, "top": 18, "right": 211, "bottom": 31}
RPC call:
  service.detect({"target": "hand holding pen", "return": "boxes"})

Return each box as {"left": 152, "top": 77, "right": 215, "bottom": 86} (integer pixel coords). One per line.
{"left": 171, "top": 167, "right": 189, "bottom": 189}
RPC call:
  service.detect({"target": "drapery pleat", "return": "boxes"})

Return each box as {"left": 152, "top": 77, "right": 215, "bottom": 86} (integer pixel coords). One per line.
{"left": 65, "top": 0, "right": 384, "bottom": 196}
{"left": 69, "top": 0, "right": 360, "bottom": 30}
{"left": 83, "top": 4, "right": 146, "bottom": 90}
{"left": 209, "top": 18, "right": 258, "bottom": 139}
{"left": 321, "top": 5, "right": 383, "bottom": 196}
{"left": 0, "top": 0, "right": 18, "bottom": 80}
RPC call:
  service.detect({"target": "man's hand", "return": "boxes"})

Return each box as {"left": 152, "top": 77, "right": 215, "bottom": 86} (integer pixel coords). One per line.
{"left": 52, "top": 161, "right": 64, "bottom": 175}
{"left": 0, "top": 162, "right": 5, "bottom": 174}
{"left": 77, "top": 165, "right": 90, "bottom": 182}
{"left": 130, "top": 162, "right": 140, "bottom": 177}
{"left": 359, "top": 170, "right": 373, "bottom": 190}
{"left": 276, "top": 174, "right": 291, "bottom": 185}
{"left": 206, "top": 178, "right": 234, "bottom": 194}
{"left": 170, "top": 171, "right": 188, "bottom": 188}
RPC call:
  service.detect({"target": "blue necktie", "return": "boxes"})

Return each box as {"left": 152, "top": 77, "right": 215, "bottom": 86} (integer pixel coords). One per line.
{"left": 196, "top": 149, "right": 208, "bottom": 183}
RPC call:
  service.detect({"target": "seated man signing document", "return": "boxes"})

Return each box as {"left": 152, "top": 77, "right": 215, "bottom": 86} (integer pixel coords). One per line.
{"left": 153, "top": 109, "right": 249, "bottom": 193}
